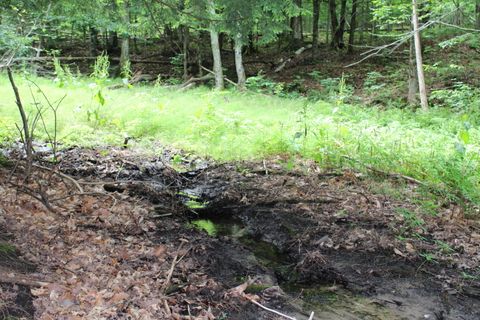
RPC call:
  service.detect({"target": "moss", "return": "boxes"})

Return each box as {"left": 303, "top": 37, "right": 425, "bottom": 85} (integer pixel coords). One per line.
{"left": 0, "top": 154, "right": 11, "bottom": 167}
{"left": 245, "top": 284, "right": 272, "bottom": 294}
{"left": 0, "top": 242, "right": 17, "bottom": 255}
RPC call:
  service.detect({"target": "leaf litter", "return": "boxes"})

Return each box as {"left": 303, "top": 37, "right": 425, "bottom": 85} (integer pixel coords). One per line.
{"left": 0, "top": 146, "right": 479, "bottom": 319}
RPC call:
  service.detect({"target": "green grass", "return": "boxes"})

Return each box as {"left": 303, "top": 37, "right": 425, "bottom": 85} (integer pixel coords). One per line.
{"left": 1, "top": 73, "right": 479, "bottom": 208}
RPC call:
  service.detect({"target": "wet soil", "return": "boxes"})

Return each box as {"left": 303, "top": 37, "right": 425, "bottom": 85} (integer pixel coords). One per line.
{"left": 1, "top": 146, "right": 479, "bottom": 319}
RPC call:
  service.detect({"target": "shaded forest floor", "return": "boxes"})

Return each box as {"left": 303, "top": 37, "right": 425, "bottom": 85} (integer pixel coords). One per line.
{"left": 1, "top": 146, "right": 479, "bottom": 319}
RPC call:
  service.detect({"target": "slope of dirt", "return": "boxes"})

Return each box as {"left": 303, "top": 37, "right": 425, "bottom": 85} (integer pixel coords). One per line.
{"left": 0, "top": 146, "right": 479, "bottom": 319}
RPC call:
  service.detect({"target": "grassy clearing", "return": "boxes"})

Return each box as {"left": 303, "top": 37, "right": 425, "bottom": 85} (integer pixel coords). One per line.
{"left": 0, "top": 74, "right": 479, "bottom": 208}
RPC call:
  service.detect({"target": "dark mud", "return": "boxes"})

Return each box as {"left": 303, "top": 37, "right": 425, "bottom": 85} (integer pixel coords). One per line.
{"left": 3, "top": 147, "right": 480, "bottom": 319}
{"left": 0, "top": 234, "right": 36, "bottom": 319}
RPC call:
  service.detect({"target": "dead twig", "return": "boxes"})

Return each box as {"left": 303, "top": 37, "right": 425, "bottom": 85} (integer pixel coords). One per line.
{"left": 200, "top": 65, "right": 237, "bottom": 87}
{"left": 50, "top": 192, "right": 118, "bottom": 208}
{"left": 341, "top": 155, "right": 425, "bottom": 186}
{"left": 244, "top": 295, "right": 297, "bottom": 320}
{"left": 7, "top": 68, "right": 32, "bottom": 176}
{"left": 162, "top": 240, "right": 191, "bottom": 294}
{"left": 0, "top": 269, "right": 49, "bottom": 287}
{"left": 32, "top": 164, "right": 84, "bottom": 193}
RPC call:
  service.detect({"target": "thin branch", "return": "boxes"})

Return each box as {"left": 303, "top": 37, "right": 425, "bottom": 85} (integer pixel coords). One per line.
{"left": 7, "top": 68, "right": 33, "bottom": 175}
{"left": 344, "top": 9, "right": 458, "bottom": 68}
{"left": 32, "top": 164, "right": 84, "bottom": 193}
{"left": 200, "top": 65, "right": 237, "bottom": 87}
{"left": 244, "top": 295, "right": 297, "bottom": 320}
{"left": 433, "top": 21, "right": 480, "bottom": 32}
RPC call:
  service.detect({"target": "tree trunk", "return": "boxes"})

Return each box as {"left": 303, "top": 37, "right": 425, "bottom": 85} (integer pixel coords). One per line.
{"left": 326, "top": 3, "right": 330, "bottom": 45}
{"left": 292, "top": 0, "right": 303, "bottom": 47}
{"left": 182, "top": 26, "right": 189, "bottom": 80}
{"left": 328, "top": 0, "right": 338, "bottom": 48}
{"left": 476, "top": 0, "right": 480, "bottom": 29}
{"left": 412, "top": 0, "right": 428, "bottom": 110}
{"left": 312, "top": 0, "right": 321, "bottom": 57}
{"left": 120, "top": 38, "right": 129, "bottom": 71}
{"left": 111, "top": 31, "right": 119, "bottom": 50}
{"left": 348, "top": 0, "right": 358, "bottom": 53}
{"left": 208, "top": 0, "right": 224, "bottom": 90}
{"left": 407, "top": 38, "right": 418, "bottom": 104}
{"left": 336, "top": 0, "right": 347, "bottom": 49}
{"left": 119, "top": 1, "right": 130, "bottom": 73}
{"left": 248, "top": 33, "right": 256, "bottom": 54}
{"left": 89, "top": 27, "right": 98, "bottom": 56}
{"left": 234, "top": 33, "right": 246, "bottom": 91}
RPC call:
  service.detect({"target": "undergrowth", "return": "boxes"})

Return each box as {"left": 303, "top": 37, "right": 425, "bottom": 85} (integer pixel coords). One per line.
{"left": 1, "top": 73, "right": 480, "bottom": 211}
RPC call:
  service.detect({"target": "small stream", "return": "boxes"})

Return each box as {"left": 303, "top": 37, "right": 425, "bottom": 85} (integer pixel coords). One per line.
{"left": 189, "top": 215, "right": 404, "bottom": 320}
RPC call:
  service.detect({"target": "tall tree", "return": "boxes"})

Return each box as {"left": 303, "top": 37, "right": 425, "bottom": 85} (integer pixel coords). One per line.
{"left": 291, "top": 0, "right": 303, "bottom": 47}
{"left": 233, "top": 32, "right": 246, "bottom": 90}
{"left": 407, "top": 37, "right": 418, "bottom": 104}
{"left": 328, "top": 0, "right": 338, "bottom": 48}
{"left": 207, "top": 0, "right": 224, "bottom": 89}
{"left": 312, "top": 0, "right": 321, "bottom": 57}
{"left": 329, "top": 0, "right": 347, "bottom": 49}
{"left": 348, "top": 0, "right": 358, "bottom": 53}
{"left": 476, "top": 0, "right": 480, "bottom": 29}
{"left": 412, "top": 0, "right": 428, "bottom": 110}
{"left": 119, "top": 0, "right": 130, "bottom": 73}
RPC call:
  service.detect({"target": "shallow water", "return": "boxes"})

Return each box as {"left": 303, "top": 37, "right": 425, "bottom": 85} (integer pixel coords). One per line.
{"left": 190, "top": 216, "right": 409, "bottom": 320}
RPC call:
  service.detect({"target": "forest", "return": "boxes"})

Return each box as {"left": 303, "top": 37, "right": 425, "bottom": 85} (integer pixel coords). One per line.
{"left": 0, "top": 0, "right": 480, "bottom": 319}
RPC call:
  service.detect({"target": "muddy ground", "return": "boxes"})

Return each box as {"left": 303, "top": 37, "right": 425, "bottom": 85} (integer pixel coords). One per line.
{"left": 0, "top": 146, "right": 479, "bottom": 319}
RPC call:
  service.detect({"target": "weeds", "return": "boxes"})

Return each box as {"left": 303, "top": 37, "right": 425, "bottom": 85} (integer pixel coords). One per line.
{"left": 88, "top": 53, "right": 110, "bottom": 128}
{"left": 1, "top": 74, "right": 480, "bottom": 210}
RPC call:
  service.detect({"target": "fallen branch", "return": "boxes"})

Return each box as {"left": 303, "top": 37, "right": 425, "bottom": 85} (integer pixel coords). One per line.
{"left": 50, "top": 191, "right": 118, "bottom": 208}
{"left": 0, "top": 269, "right": 49, "bottom": 287}
{"left": 200, "top": 65, "right": 237, "bottom": 87}
{"left": 162, "top": 241, "right": 191, "bottom": 294}
{"left": 33, "top": 164, "right": 84, "bottom": 193}
{"left": 244, "top": 295, "right": 297, "bottom": 320}
{"left": 6, "top": 56, "right": 169, "bottom": 64}
{"left": 274, "top": 45, "right": 312, "bottom": 73}
{"left": 341, "top": 155, "right": 425, "bottom": 186}
{"left": 178, "top": 74, "right": 214, "bottom": 89}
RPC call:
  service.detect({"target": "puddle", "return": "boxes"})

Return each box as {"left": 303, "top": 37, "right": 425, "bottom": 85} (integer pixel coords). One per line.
{"left": 190, "top": 218, "right": 246, "bottom": 238}
{"left": 190, "top": 215, "right": 407, "bottom": 319}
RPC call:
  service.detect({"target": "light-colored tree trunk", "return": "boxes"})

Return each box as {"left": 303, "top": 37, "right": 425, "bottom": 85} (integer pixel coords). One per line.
{"left": 119, "top": 1, "right": 130, "bottom": 72}
{"left": 412, "top": 0, "right": 428, "bottom": 110}
{"left": 407, "top": 38, "right": 418, "bottom": 104}
{"left": 120, "top": 38, "right": 129, "bottom": 69}
{"left": 207, "top": 0, "right": 224, "bottom": 90}
{"left": 234, "top": 33, "right": 246, "bottom": 91}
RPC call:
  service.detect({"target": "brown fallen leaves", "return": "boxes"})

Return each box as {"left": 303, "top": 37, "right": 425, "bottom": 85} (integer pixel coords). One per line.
{"left": 0, "top": 168, "right": 221, "bottom": 319}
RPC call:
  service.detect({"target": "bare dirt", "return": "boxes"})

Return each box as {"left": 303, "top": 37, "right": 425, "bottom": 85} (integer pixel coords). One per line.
{"left": 0, "top": 146, "right": 479, "bottom": 319}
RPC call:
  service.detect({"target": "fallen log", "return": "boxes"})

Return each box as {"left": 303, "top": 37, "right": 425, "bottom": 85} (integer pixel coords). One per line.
{"left": 200, "top": 65, "right": 238, "bottom": 87}
{"left": 177, "top": 74, "right": 214, "bottom": 90}
{"left": 5, "top": 56, "right": 170, "bottom": 64}
{"left": 274, "top": 44, "right": 312, "bottom": 73}
{"left": 0, "top": 268, "right": 49, "bottom": 287}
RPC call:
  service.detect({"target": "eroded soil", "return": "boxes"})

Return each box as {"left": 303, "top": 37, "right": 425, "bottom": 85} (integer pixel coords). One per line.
{"left": 0, "top": 146, "right": 479, "bottom": 319}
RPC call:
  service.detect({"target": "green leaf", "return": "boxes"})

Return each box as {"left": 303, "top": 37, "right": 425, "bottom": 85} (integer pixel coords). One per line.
{"left": 95, "top": 90, "right": 105, "bottom": 106}
{"left": 459, "top": 130, "right": 470, "bottom": 145}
